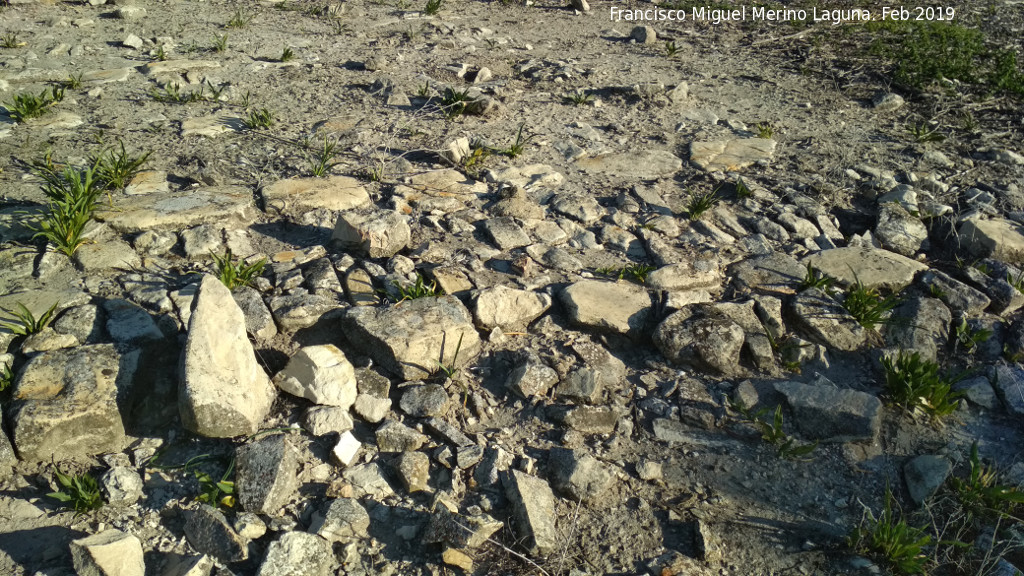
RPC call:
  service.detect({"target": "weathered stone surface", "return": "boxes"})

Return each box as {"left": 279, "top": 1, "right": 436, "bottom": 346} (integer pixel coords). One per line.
{"left": 653, "top": 304, "right": 747, "bottom": 375}
{"left": 267, "top": 294, "right": 343, "bottom": 332}
{"left": 331, "top": 431, "right": 361, "bottom": 466}
{"left": 93, "top": 186, "right": 257, "bottom": 233}
{"left": 556, "top": 368, "right": 603, "bottom": 403}
{"left": 376, "top": 419, "right": 428, "bottom": 452}
{"left": 353, "top": 394, "right": 391, "bottom": 423}
{"left": 342, "top": 462, "right": 395, "bottom": 498}
{"left": 264, "top": 176, "right": 371, "bottom": 217}
{"left": 236, "top": 434, "right": 300, "bottom": 515}
{"left": 803, "top": 248, "right": 928, "bottom": 291}
{"left": 303, "top": 406, "right": 355, "bottom": 436}
{"left": 473, "top": 286, "right": 551, "bottom": 331}
{"left": 180, "top": 116, "right": 235, "bottom": 138}
{"left": 789, "top": 288, "right": 868, "bottom": 352}
{"left": 101, "top": 467, "right": 144, "bottom": 506}
{"left": 424, "top": 508, "right": 503, "bottom": 549}
{"left": 399, "top": 384, "right": 450, "bottom": 418}
{"left": 331, "top": 209, "right": 411, "bottom": 258}
{"left": 503, "top": 470, "right": 559, "bottom": 555}
{"left": 690, "top": 138, "right": 776, "bottom": 172}
{"left": 309, "top": 498, "right": 370, "bottom": 543}
{"left": 875, "top": 204, "right": 927, "bottom": 257}
{"left": 103, "top": 299, "right": 163, "bottom": 344}
{"left": 959, "top": 218, "right": 1024, "bottom": 263}
{"left": 917, "top": 270, "right": 989, "bottom": 315}
{"left": 273, "top": 345, "right": 357, "bottom": 408}
{"left": 727, "top": 253, "right": 805, "bottom": 296}
{"left": 11, "top": 344, "right": 126, "bottom": 461}
{"left": 73, "top": 237, "right": 142, "bottom": 272}
{"left": 183, "top": 505, "right": 248, "bottom": 563}
{"left": 993, "top": 365, "right": 1024, "bottom": 416}
{"left": 884, "top": 297, "right": 951, "bottom": 363}
{"left": 774, "top": 380, "right": 882, "bottom": 442}
{"left": 394, "top": 450, "right": 431, "bottom": 492}
{"left": 341, "top": 296, "right": 481, "bottom": 380}
{"left": 647, "top": 259, "right": 723, "bottom": 291}
{"left": 904, "top": 455, "right": 952, "bottom": 505}
{"left": 506, "top": 351, "right": 559, "bottom": 398}
{"left": 70, "top": 529, "right": 144, "bottom": 576}
{"left": 256, "top": 532, "right": 332, "bottom": 576}
{"left": 575, "top": 150, "right": 682, "bottom": 179}
{"left": 179, "top": 276, "right": 275, "bottom": 438}
{"left": 560, "top": 280, "right": 651, "bottom": 336}
{"left": 548, "top": 447, "right": 613, "bottom": 502}
{"left": 550, "top": 406, "right": 618, "bottom": 434}
{"left": 232, "top": 286, "right": 277, "bottom": 340}
{"left": 550, "top": 193, "right": 604, "bottom": 224}
{"left": 483, "top": 217, "right": 532, "bottom": 250}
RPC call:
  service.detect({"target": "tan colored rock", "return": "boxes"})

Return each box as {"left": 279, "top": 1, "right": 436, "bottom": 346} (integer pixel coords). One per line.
{"left": 94, "top": 186, "right": 257, "bottom": 233}
{"left": 70, "top": 530, "right": 145, "bottom": 576}
{"left": 264, "top": 176, "right": 370, "bottom": 217}
{"left": 560, "top": 280, "right": 652, "bottom": 336}
{"left": 690, "top": 138, "right": 776, "bottom": 171}
{"left": 959, "top": 218, "right": 1024, "bottom": 264}
{"left": 802, "top": 247, "right": 927, "bottom": 291}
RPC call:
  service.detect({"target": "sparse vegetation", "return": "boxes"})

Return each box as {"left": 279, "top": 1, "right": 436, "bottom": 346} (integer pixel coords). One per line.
{"left": 685, "top": 187, "right": 720, "bottom": 221}
{"left": 596, "top": 264, "right": 656, "bottom": 284}
{"left": 30, "top": 160, "right": 105, "bottom": 257}
{"left": 954, "top": 318, "right": 992, "bottom": 352}
{"left": 424, "top": 0, "right": 442, "bottom": 15}
{"left": 47, "top": 466, "right": 104, "bottom": 516}
{"left": 951, "top": 442, "right": 1024, "bottom": 519}
{"left": 0, "top": 302, "right": 58, "bottom": 337}
{"left": 439, "top": 87, "right": 471, "bottom": 119}
{"left": 280, "top": 46, "right": 295, "bottom": 62}
{"left": 908, "top": 121, "right": 945, "bottom": 144}
{"left": 242, "top": 107, "right": 274, "bottom": 130}
{"left": 226, "top": 9, "right": 252, "bottom": 28}
{"left": 664, "top": 41, "right": 678, "bottom": 58}
{"left": 502, "top": 123, "right": 535, "bottom": 158}
{"left": 0, "top": 33, "right": 20, "bottom": 49}
{"left": 213, "top": 34, "right": 229, "bottom": 53}
{"left": 798, "top": 262, "right": 833, "bottom": 291}
{"left": 565, "top": 89, "right": 593, "bottom": 106}
{"left": 849, "top": 486, "right": 931, "bottom": 575}
{"left": 729, "top": 399, "right": 818, "bottom": 461}
{"left": 394, "top": 272, "right": 442, "bottom": 302}
{"left": 755, "top": 122, "right": 774, "bottom": 139}
{"left": 842, "top": 279, "right": 900, "bottom": 330}
{"left": 0, "top": 362, "right": 13, "bottom": 392}
{"left": 6, "top": 86, "right": 64, "bottom": 122}
{"left": 195, "top": 459, "right": 236, "bottom": 510}
{"left": 307, "top": 136, "right": 341, "bottom": 177}
{"left": 210, "top": 249, "right": 267, "bottom": 290}
{"left": 881, "top": 350, "right": 963, "bottom": 420}
{"left": 734, "top": 176, "right": 753, "bottom": 199}
{"left": 91, "top": 141, "right": 151, "bottom": 191}
{"left": 63, "top": 73, "right": 83, "bottom": 90}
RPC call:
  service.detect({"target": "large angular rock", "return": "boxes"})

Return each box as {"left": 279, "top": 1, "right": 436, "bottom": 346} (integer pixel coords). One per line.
{"left": 309, "top": 498, "right": 371, "bottom": 543}
{"left": 788, "top": 288, "right": 868, "bottom": 352}
{"left": 256, "top": 532, "right": 332, "bottom": 576}
{"left": 548, "top": 447, "right": 613, "bottom": 503}
{"left": 560, "top": 280, "right": 651, "bottom": 336}
{"left": 341, "top": 296, "right": 481, "bottom": 380}
{"left": 575, "top": 150, "right": 682, "bottom": 179}
{"left": 236, "top": 434, "right": 300, "bottom": 515}
{"left": 506, "top": 351, "right": 559, "bottom": 398}
{"left": 503, "top": 470, "right": 559, "bottom": 555}
{"left": 183, "top": 505, "right": 248, "bottom": 563}
{"left": 647, "top": 258, "right": 723, "bottom": 291}
{"left": 690, "top": 138, "right": 776, "bottom": 172}
{"left": 993, "top": 365, "right": 1024, "bottom": 416}
{"left": 263, "top": 176, "right": 371, "bottom": 218}
{"left": 875, "top": 204, "right": 927, "bottom": 257}
{"left": 803, "top": 248, "right": 927, "bottom": 291}
{"left": 331, "top": 209, "right": 411, "bottom": 258}
{"left": 727, "top": 253, "right": 805, "bottom": 296}
{"left": 179, "top": 276, "right": 276, "bottom": 438}
{"left": 273, "top": 345, "right": 357, "bottom": 408}
{"left": 232, "top": 286, "right": 278, "bottom": 340}
{"left": 93, "top": 186, "right": 257, "bottom": 233}
{"left": 70, "top": 529, "right": 144, "bottom": 576}
{"left": 375, "top": 419, "right": 428, "bottom": 452}
{"left": 424, "top": 508, "right": 503, "bottom": 549}
{"left": 917, "top": 269, "right": 990, "bottom": 315}
{"left": 473, "top": 286, "right": 551, "bottom": 331}
{"left": 11, "top": 344, "right": 126, "bottom": 461}
{"left": 774, "top": 380, "right": 882, "bottom": 442}
{"left": 884, "top": 297, "right": 951, "bottom": 363}
{"left": 653, "top": 304, "right": 747, "bottom": 376}
{"left": 959, "top": 218, "right": 1024, "bottom": 263}
{"left": 102, "top": 299, "right": 163, "bottom": 344}
{"left": 399, "top": 384, "right": 450, "bottom": 418}
{"left": 904, "top": 455, "right": 952, "bottom": 505}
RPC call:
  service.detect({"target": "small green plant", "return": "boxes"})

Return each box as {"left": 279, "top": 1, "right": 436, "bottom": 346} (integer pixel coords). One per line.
{"left": 29, "top": 160, "right": 105, "bottom": 257}
{"left": 195, "top": 459, "right": 236, "bottom": 510}
{"left": 755, "top": 122, "right": 774, "bottom": 139}
{"left": 685, "top": 187, "right": 720, "bottom": 221}
{"left": 91, "top": 141, "right": 151, "bottom": 191}
{"left": 307, "top": 136, "right": 341, "bottom": 177}
{"left": 503, "top": 123, "right": 535, "bottom": 158}
{"left": 0, "top": 302, "right": 58, "bottom": 336}
{"left": 623, "top": 263, "right": 655, "bottom": 284}
{"left": 565, "top": 89, "right": 593, "bottom": 106}
{"left": 280, "top": 46, "right": 295, "bottom": 62}
{"left": 951, "top": 442, "right": 1024, "bottom": 519}
{"left": 954, "top": 318, "right": 992, "bottom": 352}
{"left": 0, "top": 33, "right": 20, "bottom": 49}
{"left": 47, "top": 466, "right": 104, "bottom": 516}
{"left": 849, "top": 486, "right": 931, "bottom": 575}
{"left": 424, "top": 0, "right": 442, "bottom": 15}
{"left": 842, "top": 279, "right": 900, "bottom": 330}
{"left": 149, "top": 83, "right": 207, "bottom": 104}
{"left": 210, "top": 249, "right": 267, "bottom": 290}
{"left": 0, "top": 362, "right": 13, "bottom": 392}
{"left": 798, "top": 262, "right": 833, "bottom": 291}
{"left": 728, "top": 399, "right": 817, "bottom": 460}
{"left": 435, "top": 332, "right": 464, "bottom": 381}
{"left": 395, "top": 273, "right": 442, "bottom": 302}
{"left": 926, "top": 283, "right": 947, "bottom": 299}
{"left": 242, "top": 107, "right": 274, "bottom": 130}
{"left": 213, "top": 34, "right": 229, "bottom": 53}
{"left": 63, "top": 73, "right": 83, "bottom": 90}
{"left": 908, "top": 121, "right": 945, "bottom": 143}
{"left": 460, "top": 142, "right": 492, "bottom": 176}
{"left": 6, "top": 86, "right": 64, "bottom": 122}
{"left": 1007, "top": 270, "right": 1024, "bottom": 295}
{"left": 881, "top": 350, "right": 963, "bottom": 420}
{"left": 665, "top": 41, "right": 679, "bottom": 57}
{"left": 439, "top": 87, "right": 471, "bottom": 119}
{"left": 415, "top": 82, "right": 432, "bottom": 99}
{"left": 226, "top": 9, "right": 252, "bottom": 28}
{"left": 734, "top": 176, "right": 753, "bottom": 199}
{"left": 153, "top": 45, "right": 168, "bottom": 62}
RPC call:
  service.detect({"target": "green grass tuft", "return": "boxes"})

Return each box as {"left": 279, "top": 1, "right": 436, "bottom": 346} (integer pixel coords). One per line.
{"left": 210, "top": 249, "right": 267, "bottom": 290}
{"left": 47, "top": 466, "right": 104, "bottom": 516}
{"left": 881, "top": 350, "right": 963, "bottom": 420}
{"left": 0, "top": 302, "right": 57, "bottom": 336}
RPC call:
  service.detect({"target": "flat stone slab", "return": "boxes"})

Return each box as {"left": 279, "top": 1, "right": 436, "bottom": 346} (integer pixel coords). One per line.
{"left": 575, "top": 150, "right": 682, "bottom": 179}
{"left": 802, "top": 247, "right": 927, "bottom": 291}
{"left": 26, "top": 111, "right": 83, "bottom": 130}
{"left": 181, "top": 116, "right": 238, "bottom": 138}
{"left": 264, "top": 176, "right": 371, "bottom": 217}
{"left": 774, "top": 380, "right": 881, "bottom": 442}
{"left": 690, "top": 138, "right": 776, "bottom": 171}
{"left": 959, "top": 218, "right": 1024, "bottom": 264}
{"left": 503, "top": 470, "right": 558, "bottom": 555}
{"left": 560, "top": 280, "right": 651, "bottom": 336}
{"left": 143, "top": 59, "right": 221, "bottom": 76}
{"left": 94, "top": 186, "right": 257, "bottom": 233}
{"left": 82, "top": 68, "right": 134, "bottom": 84}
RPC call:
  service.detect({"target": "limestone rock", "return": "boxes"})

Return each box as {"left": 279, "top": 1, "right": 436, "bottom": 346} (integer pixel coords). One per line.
{"left": 560, "top": 280, "right": 651, "bottom": 336}
{"left": 236, "top": 434, "right": 300, "bottom": 515}
{"left": 263, "top": 176, "right": 371, "bottom": 218}
{"left": 331, "top": 209, "right": 411, "bottom": 258}
{"left": 653, "top": 304, "right": 747, "bottom": 376}
{"left": 803, "top": 248, "right": 928, "bottom": 291}
{"left": 273, "top": 345, "right": 357, "bottom": 408}
{"left": 690, "top": 138, "right": 776, "bottom": 172}
{"left": 183, "top": 505, "right": 248, "bottom": 563}
{"left": 473, "top": 286, "right": 551, "bottom": 331}
{"left": 179, "top": 276, "right": 275, "bottom": 438}
{"left": 575, "top": 150, "right": 682, "bottom": 179}
{"left": 256, "top": 533, "right": 332, "bottom": 576}
{"left": 70, "top": 530, "right": 144, "bottom": 576}
{"left": 774, "top": 380, "right": 882, "bottom": 442}
{"left": 506, "top": 351, "right": 559, "bottom": 398}
{"left": 503, "top": 470, "right": 558, "bottom": 555}
{"left": 904, "top": 455, "right": 952, "bottom": 505}
{"left": 309, "top": 498, "right": 371, "bottom": 543}
{"left": 93, "top": 186, "right": 256, "bottom": 233}
{"left": 959, "top": 218, "right": 1024, "bottom": 263}
{"left": 789, "top": 288, "right": 867, "bottom": 352}
{"left": 548, "top": 447, "right": 613, "bottom": 503}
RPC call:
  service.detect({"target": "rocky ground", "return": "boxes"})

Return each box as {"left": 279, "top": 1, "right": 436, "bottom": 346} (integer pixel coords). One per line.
{"left": 0, "top": 0, "right": 1024, "bottom": 575}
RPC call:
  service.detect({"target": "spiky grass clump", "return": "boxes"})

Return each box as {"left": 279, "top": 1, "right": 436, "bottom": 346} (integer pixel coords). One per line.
{"left": 210, "top": 249, "right": 267, "bottom": 290}
{"left": 881, "top": 350, "right": 963, "bottom": 420}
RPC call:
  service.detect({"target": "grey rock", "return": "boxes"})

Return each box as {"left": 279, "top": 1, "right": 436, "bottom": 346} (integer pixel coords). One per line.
{"left": 180, "top": 276, "right": 275, "bottom": 438}
{"left": 342, "top": 462, "right": 395, "bottom": 498}
{"left": 95, "top": 186, "right": 257, "bottom": 233}
{"left": 727, "top": 253, "right": 805, "bottom": 296}
{"left": 871, "top": 91, "right": 904, "bottom": 111}
{"left": 11, "top": 344, "right": 126, "bottom": 461}
{"left": 630, "top": 26, "right": 656, "bottom": 43}
{"left": 506, "top": 351, "right": 559, "bottom": 398}
{"left": 550, "top": 193, "right": 603, "bottom": 225}
{"left": 956, "top": 376, "right": 1000, "bottom": 410}
{"left": 341, "top": 296, "right": 481, "bottom": 380}
{"left": 394, "top": 450, "right": 431, "bottom": 492}
{"left": 556, "top": 368, "right": 603, "bottom": 403}
{"left": 231, "top": 286, "right": 277, "bottom": 340}
{"left": 774, "top": 380, "right": 882, "bottom": 442}
{"left": 993, "top": 365, "right": 1024, "bottom": 416}
{"left": 647, "top": 259, "right": 722, "bottom": 291}
{"left": 599, "top": 225, "right": 646, "bottom": 257}
{"left": 425, "top": 417, "right": 474, "bottom": 447}
{"left": 376, "top": 419, "right": 428, "bottom": 452}
{"left": 274, "top": 345, "right": 357, "bottom": 408}
{"left": 473, "top": 286, "right": 551, "bottom": 331}
{"left": 103, "top": 299, "right": 163, "bottom": 344}
{"left": 236, "top": 434, "right": 299, "bottom": 515}
{"left": 184, "top": 505, "right": 248, "bottom": 563}
{"left": 778, "top": 212, "right": 820, "bottom": 240}
{"left": 234, "top": 512, "right": 267, "bottom": 540}
{"left": 689, "top": 138, "right": 776, "bottom": 172}
{"left": 399, "top": 384, "right": 450, "bottom": 418}
{"left": 637, "top": 459, "right": 663, "bottom": 481}
{"left": 52, "top": 304, "right": 105, "bottom": 344}
{"left": 503, "top": 470, "right": 559, "bottom": 555}
{"left": 180, "top": 225, "right": 222, "bottom": 260}
{"left": 309, "top": 498, "right": 371, "bottom": 543}
{"left": 483, "top": 218, "right": 531, "bottom": 251}
{"left": 101, "top": 467, "right": 144, "bottom": 506}
{"left": 256, "top": 533, "right": 332, "bottom": 576}
{"left": 74, "top": 236, "right": 143, "bottom": 272}
{"left": 159, "top": 554, "right": 214, "bottom": 576}
{"left": 353, "top": 394, "right": 392, "bottom": 423}
{"left": 332, "top": 209, "right": 411, "bottom": 258}
{"left": 424, "top": 508, "right": 503, "bottom": 549}
{"left": 803, "top": 247, "right": 928, "bottom": 291}
{"left": 266, "top": 293, "right": 343, "bottom": 332}
{"left": 904, "top": 455, "right": 952, "bottom": 505}
{"left": 560, "top": 280, "right": 651, "bottom": 336}
{"left": 70, "top": 529, "right": 144, "bottom": 576}
{"left": 884, "top": 297, "right": 951, "bottom": 363}
{"left": 917, "top": 270, "right": 990, "bottom": 315}
{"left": 549, "top": 406, "right": 618, "bottom": 435}
{"left": 303, "top": 406, "right": 355, "bottom": 436}
{"left": 875, "top": 204, "right": 927, "bottom": 256}
{"left": 548, "top": 447, "right": 613, "bottom": 502}
{"left": 653, "top": 304, "right": 747, "bottom": 376}
{"left": 789, "top": 288, "right": 867, "bottom": 352}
